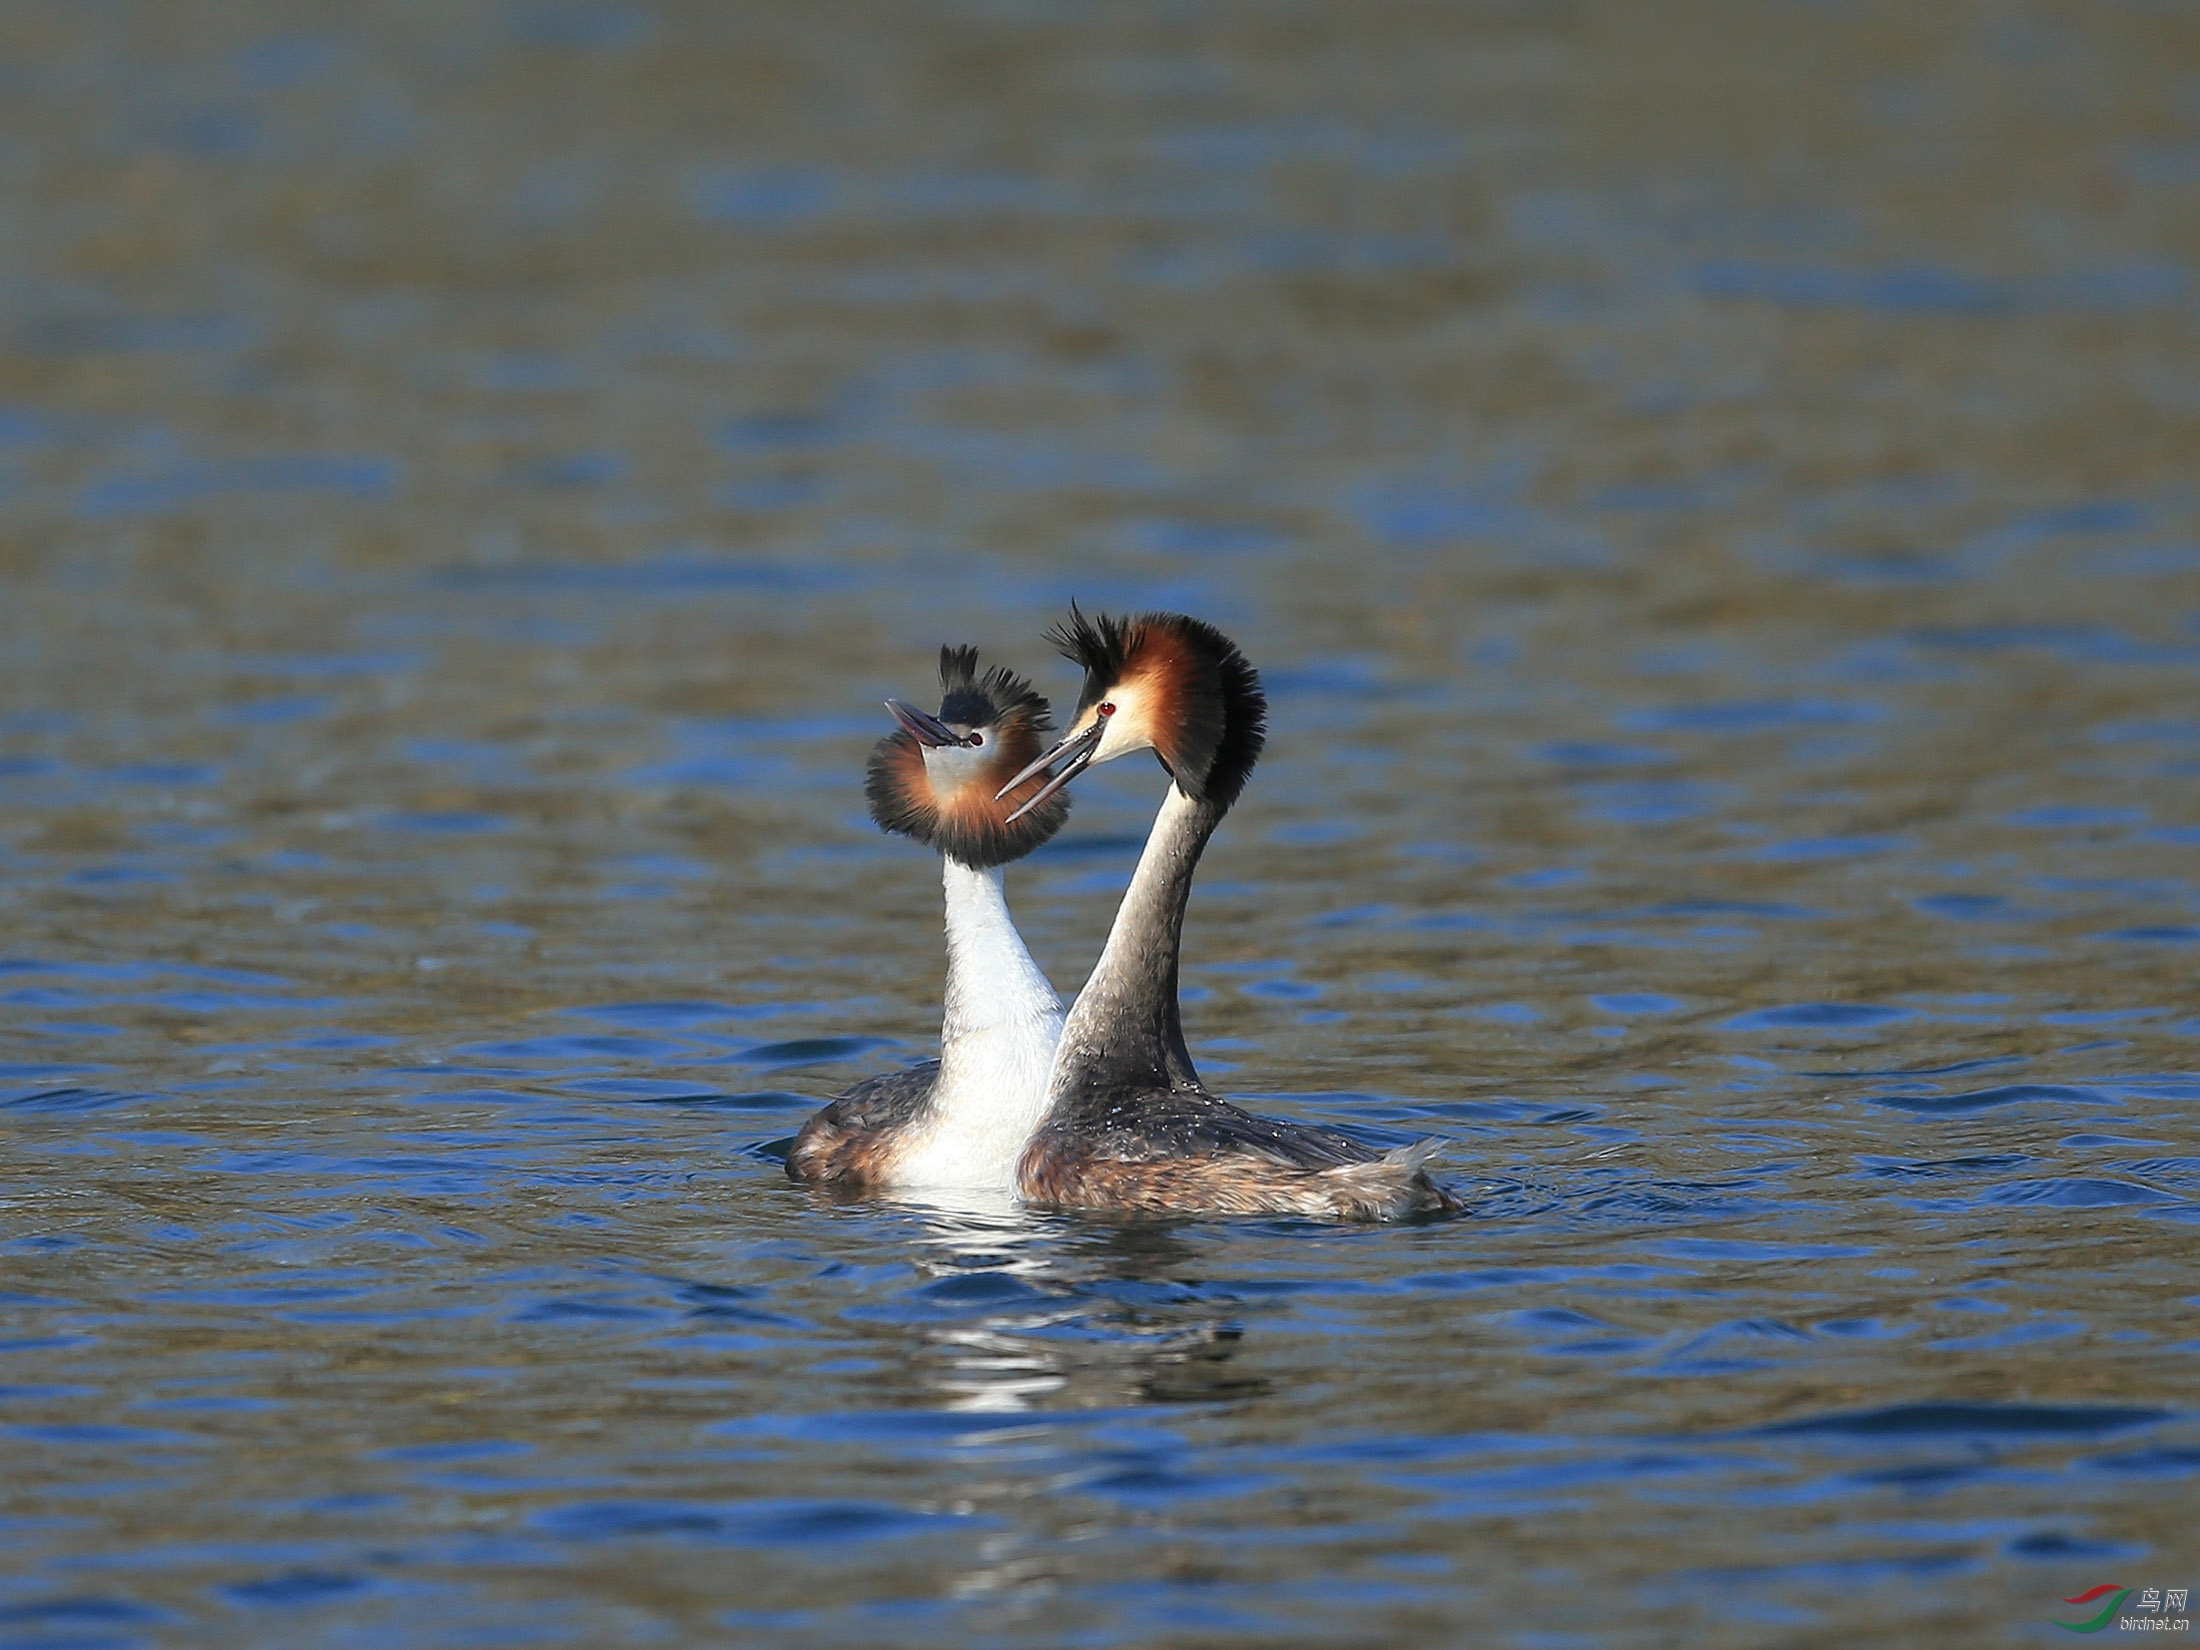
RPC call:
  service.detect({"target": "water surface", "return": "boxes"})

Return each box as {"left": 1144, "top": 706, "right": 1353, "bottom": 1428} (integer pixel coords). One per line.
{"left": 3, "top": 2, "right": 2199, "bottom": 1645}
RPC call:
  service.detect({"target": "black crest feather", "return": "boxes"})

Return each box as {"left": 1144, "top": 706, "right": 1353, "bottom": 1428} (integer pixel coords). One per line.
{"left": 1047, "top": 602, "right": 1134, "bottom": 713}
{"left": 864, "top": 646, "right": 1069, "bottom": 868}
{"left": 937, "top": 644, "right": 1053, "bottom": 736}
{"left": 1045, "top": 603, "right": 1267, "bottom": 811}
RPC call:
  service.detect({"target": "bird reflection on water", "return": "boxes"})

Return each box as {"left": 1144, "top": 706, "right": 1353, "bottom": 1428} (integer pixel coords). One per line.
{"left": 775, "top": 1195, "right": 1275, "bottom": 1612}
{"left": 882, "top": 1190, "right": 1270, "bottom": 1415}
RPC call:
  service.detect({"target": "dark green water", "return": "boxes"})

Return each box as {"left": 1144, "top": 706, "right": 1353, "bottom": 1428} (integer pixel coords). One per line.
{"left": 3, "top": 2, "right": 2198, "bottom": 1645}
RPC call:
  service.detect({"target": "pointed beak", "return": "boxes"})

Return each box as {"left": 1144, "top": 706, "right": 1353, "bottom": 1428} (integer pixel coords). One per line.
{"left": 995, "top": 719, "right": 1104, "bottom": 822}
{"left": 886, "top": 699, "right": 968, "bottom": 748}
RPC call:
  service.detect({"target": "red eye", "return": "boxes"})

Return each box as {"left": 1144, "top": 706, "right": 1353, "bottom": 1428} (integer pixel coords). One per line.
{"left": 969, "top": 732, "right": 984, "bottom": 746}
{"left": 1098, "top": 702, "right": 1116, "bottom": 717}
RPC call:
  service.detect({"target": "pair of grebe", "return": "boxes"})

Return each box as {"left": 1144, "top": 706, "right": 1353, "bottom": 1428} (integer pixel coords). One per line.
{"left": 788, "top": 611, "right": 1458, "bottom": 1221}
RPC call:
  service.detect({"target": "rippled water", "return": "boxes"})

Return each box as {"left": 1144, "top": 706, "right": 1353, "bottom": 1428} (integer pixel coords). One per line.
{"left": 5, "top": 3, "right": 2199, "bottom": 1645}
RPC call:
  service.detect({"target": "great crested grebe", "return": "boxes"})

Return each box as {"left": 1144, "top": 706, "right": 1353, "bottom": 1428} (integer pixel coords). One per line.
{"left": 787, "top": 647, "right": 1071, "bottom": 1192}
{"left": 996, "top": 608, "right": 1460, "bottom": 1221}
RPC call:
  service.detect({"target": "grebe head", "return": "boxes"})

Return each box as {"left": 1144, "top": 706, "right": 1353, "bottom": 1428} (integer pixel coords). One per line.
{"left": 865, "top": 645, "right": 1071, "bottom": 868}
{"left": 998, "top": 605, "right": 1266, "bottom": 820}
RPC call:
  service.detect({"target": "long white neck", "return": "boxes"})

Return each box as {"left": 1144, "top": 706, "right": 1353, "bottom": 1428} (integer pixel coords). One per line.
{"left": 890, "top": 858, "right": 1064, "bottom": 1189}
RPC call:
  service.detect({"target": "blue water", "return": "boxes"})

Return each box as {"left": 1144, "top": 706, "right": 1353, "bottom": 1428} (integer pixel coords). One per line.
{"left": 4, "top": 2, "right": 2199, "bottom": 1645}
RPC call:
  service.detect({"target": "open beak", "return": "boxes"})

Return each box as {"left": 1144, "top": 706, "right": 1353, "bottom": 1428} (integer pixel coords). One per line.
{"left": 995, "top": 719, "right": 1104, "bottom": 822}
{"left": 885, "top": 699, "right": 968, "bottom": 748}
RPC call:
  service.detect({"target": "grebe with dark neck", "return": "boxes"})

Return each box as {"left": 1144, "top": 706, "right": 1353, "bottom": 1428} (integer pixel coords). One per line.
{"left": 787, "top": 647, "right": 1070, "bottom": 1193}
{"left": 997, "top": 608, "right": 1459, "bottom": 1221}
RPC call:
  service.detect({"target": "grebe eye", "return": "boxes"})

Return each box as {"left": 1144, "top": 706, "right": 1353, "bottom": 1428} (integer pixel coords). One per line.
{"left": 1098, "top": 701, "right": 1116, "bottom": 717}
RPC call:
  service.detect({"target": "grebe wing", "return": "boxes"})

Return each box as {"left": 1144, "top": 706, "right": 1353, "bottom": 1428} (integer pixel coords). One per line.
{"left": 786, "top": 1061, "right": 939, "bottom": 1184}
{"left": 1040, "top": 1085, "right": 1371, "bottom": 1170}
{"left": 1020, "top": 1085, "right": 1460, "bottom": 1220}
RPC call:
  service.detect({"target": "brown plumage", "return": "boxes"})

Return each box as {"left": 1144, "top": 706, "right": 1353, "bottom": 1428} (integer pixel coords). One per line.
{"left": 1046, "top": 604, "right": 1266, "bottom": 808}
{"left": 863, "top": 645, "right": 1070, "bottom": 868}
{"left": 1020, "top": 1126, "right": 1460, "bottom": 1221}
{"left": 786, "top": 1063, "right": 937, "bottom": 1186}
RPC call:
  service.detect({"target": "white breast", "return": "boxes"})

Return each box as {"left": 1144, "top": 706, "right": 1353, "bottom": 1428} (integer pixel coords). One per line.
{"left": 887, "top": 859, "right": 1063, "bottom": 1190}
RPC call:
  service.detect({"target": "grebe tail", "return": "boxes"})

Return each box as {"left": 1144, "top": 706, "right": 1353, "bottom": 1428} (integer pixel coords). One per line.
{"left": 997, "top": 607, "right": 1459, "bottom": 1221}
{"left": 788, "top": 647, "right": 1071, "bottom": 1193}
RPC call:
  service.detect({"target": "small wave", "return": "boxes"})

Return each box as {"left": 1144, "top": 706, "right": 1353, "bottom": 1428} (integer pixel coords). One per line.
{"left": 1974, "top": 1178, "right": 2178, "bottom": 1209}
{"left": 0, "top": 1086, "right": 145, "bottom": 1113}
{"left": 1758, "top": 1402, "right": 2172, "bottom": 1440}
{"left": 1862, "top": 1084, "right": 2113, "bottom": 1115}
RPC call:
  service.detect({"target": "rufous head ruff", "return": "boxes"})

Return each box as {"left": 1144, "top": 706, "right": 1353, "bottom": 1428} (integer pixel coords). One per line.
{"left": 865, "top": 646, "right": 1072, "bottom": 867}
{"left": 1046, "top": 606, "right": 1267, "bottom": 810}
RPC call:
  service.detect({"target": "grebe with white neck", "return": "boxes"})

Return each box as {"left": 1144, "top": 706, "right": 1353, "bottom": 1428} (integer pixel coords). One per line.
{"left": 787, "top": 647, "right": 1070, "bottom": 1193}
{"left": 997, "top": 608, "right": 1460, "bottom": 1221}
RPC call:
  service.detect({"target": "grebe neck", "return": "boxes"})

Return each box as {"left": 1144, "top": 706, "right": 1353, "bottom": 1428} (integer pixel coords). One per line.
{"left": 891, "top": 858, "right": 1063, "bottom": 1188}
{"left": 1053, "top": 783, "right": 1221, "bottom": 1098}
{"left": 939, "top": 858, "right": 1058, "bottom": 1043}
